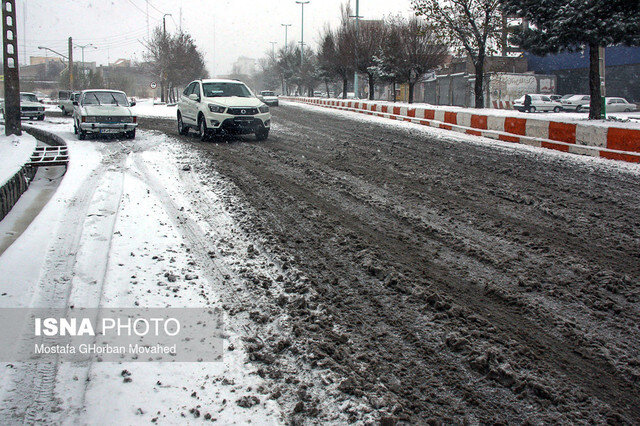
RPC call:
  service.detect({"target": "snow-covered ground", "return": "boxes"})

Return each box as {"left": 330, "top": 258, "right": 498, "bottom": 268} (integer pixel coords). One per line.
{"left": 132, "top": 98, "right": 178, "bottom": 120}
{"left": 0, "top": 119, "right": 284, "bottom": 424}
{"left": 0, "top": 130, "right": 36, "bottom": 186}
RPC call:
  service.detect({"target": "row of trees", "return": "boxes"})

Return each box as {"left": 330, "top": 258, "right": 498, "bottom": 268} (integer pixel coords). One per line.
{"left": 258, "top": 7, "right": 449, "bottom": 103}
{"left": 257, "top": 0, "right": 639, "bottom": 117}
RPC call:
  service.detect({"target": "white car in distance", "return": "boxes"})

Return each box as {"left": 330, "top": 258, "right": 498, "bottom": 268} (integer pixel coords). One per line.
{"left": 73, "top": 90, "right": 138, "bottom": 140}
{"left": 258, "top": 90, "right": 279, "bottom": 106}
{"left": 513, "top": 94, "right": 562, "bottom": 113}
{"left": 605, "top": 97, "right": 637, "bottom": 113}
{"left": 561, "top": 95, "right": 590, "bottom": 112}
{"left": 177, "top": 79, "right": 271, "bottom": 141}
{"left": 1, "top": 92, "right": 46, "bottom": 120}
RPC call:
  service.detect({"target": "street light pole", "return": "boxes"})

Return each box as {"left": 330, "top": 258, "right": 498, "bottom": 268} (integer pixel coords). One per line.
{"left": 296, "top": 1, "right": 309, "bottom": 65}
{"left": 281, "top": 23, "right": 291, "bottom": 48}
{"left": 350, "top": 0, "right": 363, "bottom": 99}
{"left": 74, "top": 43, "right": 96, "bottom": 88}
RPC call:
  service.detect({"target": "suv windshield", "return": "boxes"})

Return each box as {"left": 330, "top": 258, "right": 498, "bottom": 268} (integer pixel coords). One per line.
{"left": 20, "top": 94, "right": 38, "bottom": 102}
{"left": 203, "top": 83, "right": 252, "bottom": 98}
{"left": 261, "top": 91, "right": 275, "bottom": 96}
{"left": 83, "top": 91, "right": 128, "bottom": 106}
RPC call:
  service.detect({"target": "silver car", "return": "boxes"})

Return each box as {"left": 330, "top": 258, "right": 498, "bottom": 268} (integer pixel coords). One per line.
{"left": 561, "top": 95, "right": 590, "bottom": 112}
{"left": 605, "top": 97, "right": 637, "bottom": 113}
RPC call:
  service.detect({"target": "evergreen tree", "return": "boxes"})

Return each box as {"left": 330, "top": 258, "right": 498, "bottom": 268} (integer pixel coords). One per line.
{"left": 500, "top": 0, "right": 640, "bottom": 119}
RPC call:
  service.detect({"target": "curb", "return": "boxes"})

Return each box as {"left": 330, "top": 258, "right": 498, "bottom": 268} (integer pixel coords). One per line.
{"left": 0, "top": 126, "right": 67, "bottom": 221}
{"left": 282, "top": 97, "right": 640, "bottom": 164}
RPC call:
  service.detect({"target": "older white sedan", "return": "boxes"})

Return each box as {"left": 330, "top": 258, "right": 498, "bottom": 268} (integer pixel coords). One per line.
{"left": 605, "top": 97, "right": 637, "bottom": 113}
{"left": 73, "top": 90, "right": 138, "bottom": 140}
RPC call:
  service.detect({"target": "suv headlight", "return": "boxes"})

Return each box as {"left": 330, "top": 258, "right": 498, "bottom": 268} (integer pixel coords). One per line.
{"left": 84, "top": 116, "right": 97, "bottom": 123}
{"left": 208, "top": 104, "right": 226, "bottom": 113}
{"left": 259, "top": 105, "right": 269, "bottom": 114}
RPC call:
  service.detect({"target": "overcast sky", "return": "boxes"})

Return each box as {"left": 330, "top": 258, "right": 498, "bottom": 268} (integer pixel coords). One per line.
{"left": 16, "top": 0, "right": 414, "bottom": 75}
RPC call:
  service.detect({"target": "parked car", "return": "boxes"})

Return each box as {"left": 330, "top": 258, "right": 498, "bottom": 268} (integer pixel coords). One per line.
{"left": 0, "top": 92, "right": 46, "bottom": 120}
{"left": 177, "top": 79, "right": 271, "bottom": 141}
{"left": 561, "top": 94, "right": 590, "bottom": 111}
{"left": 258, "top": 90, "right": 279, "bottom": 106}
{"left": 72, "top": 89, "right": 138, "bottom": 140}
{"left": 59, "top": 90, "right": 80, "bottom": 116}
{"left": 604, "top": 97, "right": 637, "bottom": 112}
{"left": 513, "top": 94, "right": 562, "bottom": 112}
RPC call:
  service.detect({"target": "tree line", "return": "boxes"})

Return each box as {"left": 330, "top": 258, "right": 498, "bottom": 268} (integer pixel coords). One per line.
{"left": 256, "top": 0, "right": 639, "bottom": 116}
{"left": 259, "top": 5, "right": 449, "bottom": 104}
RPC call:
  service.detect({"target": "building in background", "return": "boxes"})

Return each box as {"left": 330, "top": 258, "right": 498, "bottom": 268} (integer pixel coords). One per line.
{"left": 525, "top": 45, "right": 640, "bottom": 102}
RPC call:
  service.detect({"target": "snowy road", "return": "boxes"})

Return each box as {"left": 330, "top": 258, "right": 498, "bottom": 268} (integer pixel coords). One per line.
{"left": 136, "top": 103, "right": 640, "bottom": 424}
{"left": 0, "top": 120, "right": 297, "bottom": 424}
{"left": 1, "top": 105, "right": 639, "bottom": 424}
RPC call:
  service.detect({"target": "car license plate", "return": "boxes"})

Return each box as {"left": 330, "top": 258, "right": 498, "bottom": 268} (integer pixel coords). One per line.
{"left": 100, "top": 129, "right": 120, "bottom": 134}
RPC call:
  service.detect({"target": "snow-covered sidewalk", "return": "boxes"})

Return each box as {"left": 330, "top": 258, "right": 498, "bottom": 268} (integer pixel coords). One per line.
{"left": 0, "top": 121, "right": 283, "bottom": 424}
{"left": 0, "top": 130, "right": 37, "bottom": 187}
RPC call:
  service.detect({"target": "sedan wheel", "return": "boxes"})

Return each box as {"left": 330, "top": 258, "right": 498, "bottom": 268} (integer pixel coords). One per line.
{"left": 553, "top": 106, "right": 561, "bottom": 113}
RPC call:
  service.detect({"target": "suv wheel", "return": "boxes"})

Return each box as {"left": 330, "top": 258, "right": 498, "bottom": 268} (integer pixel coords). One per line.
{"left": 553, "top": 106, "right": 561, "bottom": 113}
{"left": 198, "top": 116, "right": 209, "bottom": 141}
{"left": 178, "top": 113, "right": 189, "bottom": 135}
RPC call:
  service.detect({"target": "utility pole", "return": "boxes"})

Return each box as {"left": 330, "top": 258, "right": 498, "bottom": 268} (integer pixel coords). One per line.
{"left": 161, "top": 13, "right": 172, "bottom": 103}
{"left": 281, "top": 23, "right": 291, "bottom": 48}
{"left": 3, "top": 0, "right": 21, "bottom": 135}
{"left": 296, "top": 1, "right": 309, "bottom": 65}
{"left": 350, "top": 0, "right": 363, "bottom": 99}
{"left": 68, "top": 37, "right": 74, "bottom": 91}
{"left": 21, "top": 0, "right": 25, "bottom": 66}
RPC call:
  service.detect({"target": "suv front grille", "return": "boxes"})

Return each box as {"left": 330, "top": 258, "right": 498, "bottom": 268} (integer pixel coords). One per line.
{"left": 22, "top": 107, "right": 41, "bottom": 112}
{"left": 227, "top": 107, "right": 258, "bottom": 116}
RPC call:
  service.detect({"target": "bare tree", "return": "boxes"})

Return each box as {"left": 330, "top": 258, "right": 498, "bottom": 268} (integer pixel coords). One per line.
{"left": 355, "top": 20, "right": 387, "bottom": 100}
{"left": 412, "top": 0, "right": 503, "bottom": 108}
{"left": 393, "top": 17, "right": 448, "bottom": 103}
{"left": 144, "top": 26, "right": 207, "bottom": 102}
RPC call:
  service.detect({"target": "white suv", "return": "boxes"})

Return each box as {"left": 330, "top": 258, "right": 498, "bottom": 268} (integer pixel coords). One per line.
{"left": 177, "top": 79, "right": 271, "bottom": 141}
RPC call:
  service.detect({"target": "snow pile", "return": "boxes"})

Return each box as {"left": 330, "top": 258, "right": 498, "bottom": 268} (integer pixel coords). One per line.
{"left": 131, "top": 98, "right": 177, "bottom": 119}
{"left": 0, "top": 129, "right": 37, "bottom": 187}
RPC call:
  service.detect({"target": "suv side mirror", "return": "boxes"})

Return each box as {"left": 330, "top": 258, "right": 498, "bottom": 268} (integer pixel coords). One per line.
{"left": 188, "top": 93, "right": 200, "bottom": 102}
{"left": 129, "top": 100, "right": 137, "bottom": 107}
{"left": 73, "top": 101, "right": 78, "bottom": 106}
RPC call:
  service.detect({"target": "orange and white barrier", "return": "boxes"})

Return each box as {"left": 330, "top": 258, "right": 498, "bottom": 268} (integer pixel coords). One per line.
{"left": 281, "top": 97, "right": 640, "bottom": 164}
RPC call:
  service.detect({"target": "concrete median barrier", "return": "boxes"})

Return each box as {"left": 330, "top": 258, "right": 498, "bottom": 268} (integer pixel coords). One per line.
{"left": 282, "top": 97, "right": 640, "bottom": 163}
